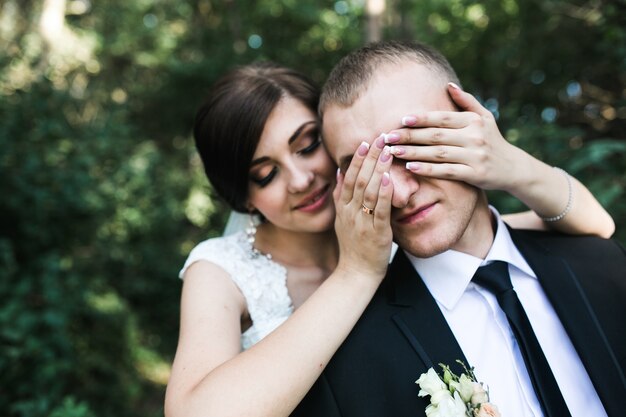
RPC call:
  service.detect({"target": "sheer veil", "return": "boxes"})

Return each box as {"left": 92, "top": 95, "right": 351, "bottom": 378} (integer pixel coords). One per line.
{"left": 222, "top": 211, "right": 251, "bottom": 236}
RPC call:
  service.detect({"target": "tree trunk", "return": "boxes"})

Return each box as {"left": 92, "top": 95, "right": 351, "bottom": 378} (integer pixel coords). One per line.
{"left": 365, "top": 0, "right": 386, "bottom": 43}
{"left": 39, "top": 0, "right": 66, "bottom": 45}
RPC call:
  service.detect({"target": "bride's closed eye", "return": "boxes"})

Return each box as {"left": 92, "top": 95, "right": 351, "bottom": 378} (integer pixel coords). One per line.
{"left": 249, "top": 122, "right": 321, "bottom": 188}
{"left": 250, "top": 142, "right": 320, "bottom": 188}
{"left": 295, "top": 126, "right": 322, "bottom": 156}
{"left": 250, "top": 166, "right": 277, "bottom": 187}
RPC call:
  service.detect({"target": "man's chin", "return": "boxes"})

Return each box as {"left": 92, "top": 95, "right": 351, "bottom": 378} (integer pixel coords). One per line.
{"left": 394, "top": 235, "right": 451, "bottom": 259}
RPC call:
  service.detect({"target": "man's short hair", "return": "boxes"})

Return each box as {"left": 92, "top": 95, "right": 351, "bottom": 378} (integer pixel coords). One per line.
{"left": 320, "top": 40, "right": 460, "bottom": 114}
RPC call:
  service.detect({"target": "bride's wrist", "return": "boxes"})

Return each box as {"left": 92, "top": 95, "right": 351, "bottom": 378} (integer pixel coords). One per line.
{"left": 334, "top": 261, "right": 385, "bottom": 287}
{"left": 534, "top": 166, "right": 572, "bottom": 221}
{"left": 508, "top": 157, "right": 572, "bottom": 219}
{"left": 499, "top": 147, "right": 536, "bottom": 197}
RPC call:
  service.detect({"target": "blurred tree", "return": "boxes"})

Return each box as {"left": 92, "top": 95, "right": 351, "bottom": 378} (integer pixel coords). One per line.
{"left": 0, "top": 0, "right": 623, "bottom": 416}
{"left": 366, "top": 0, "right": 386, "bottom": 41}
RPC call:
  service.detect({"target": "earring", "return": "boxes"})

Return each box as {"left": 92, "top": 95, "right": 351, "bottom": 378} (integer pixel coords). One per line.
{"left": 245, "top": 213, "right": 271, "bottom": 260}
{"left": 245, "top": 214, "right": 257, "bottom": 248}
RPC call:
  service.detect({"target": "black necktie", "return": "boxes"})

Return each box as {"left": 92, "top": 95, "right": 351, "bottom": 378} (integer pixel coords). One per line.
{"left": 472, "top": 261, "right": 571, "bottom": 417}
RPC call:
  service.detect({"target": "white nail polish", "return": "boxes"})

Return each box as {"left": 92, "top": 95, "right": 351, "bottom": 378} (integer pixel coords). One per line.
{"left": 402, "top": 116, "right": 418, "bottom": 126}
{"left": 406, "top": 162, "right": 421, "bottom": 171}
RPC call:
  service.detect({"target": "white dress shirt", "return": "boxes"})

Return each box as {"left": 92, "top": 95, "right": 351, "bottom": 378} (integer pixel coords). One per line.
{"left": 405, "top": 208, "right": 606, "bottom": 417}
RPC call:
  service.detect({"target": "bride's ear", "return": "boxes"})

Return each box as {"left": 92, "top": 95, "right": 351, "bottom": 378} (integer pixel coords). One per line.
{"left": 246, "top": 204, "right": 266, "bottom": 223}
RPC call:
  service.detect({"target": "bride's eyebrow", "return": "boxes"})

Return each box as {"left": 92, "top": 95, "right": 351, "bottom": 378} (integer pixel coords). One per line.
{"left": 250, "top": 156, "right": 270, "bottom": 167}
{"left": 250, "top": 121, "right": 318, "bottom": 167}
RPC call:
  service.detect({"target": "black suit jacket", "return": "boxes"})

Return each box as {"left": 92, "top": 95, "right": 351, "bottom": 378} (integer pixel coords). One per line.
{"left": 292, "top": 230, "right": 626, "bottom": 417}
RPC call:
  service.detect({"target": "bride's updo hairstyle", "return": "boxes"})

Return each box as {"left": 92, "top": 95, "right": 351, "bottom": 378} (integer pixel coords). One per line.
{"left": 193, "top": 62, "right": 319, "bottom": 213}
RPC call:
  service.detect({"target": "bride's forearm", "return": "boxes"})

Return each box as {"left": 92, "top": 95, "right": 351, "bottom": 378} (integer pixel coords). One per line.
{"left": 502, "top": 151, "right": 615, "bottom": 237}
{"left": 171, "top": 270, "right": 379, "bottom": 417}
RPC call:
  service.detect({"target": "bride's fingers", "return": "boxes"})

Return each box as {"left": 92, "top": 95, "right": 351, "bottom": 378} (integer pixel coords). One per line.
{"left": 447, "top": 82, "right": 492, "bottom": 118}
{"left": 385, "top": 127, "right": 467, "bottom": 147}
{"left": 405, "top": 161, "right": 474, "bottom": 180}
{"left": 397, "top": 110, "right": 476, "bottom": 130}
{"left": 350, "top": 134, "right": 386, "bottom": 205}
{"left": 373, "top": 171, "right": 393, "bottom": 228}
{"left": 339, "top": 141, "right": 370, "bottom": 204}
{"left": 389, "top": 144, "right": 470, "bottom": 164}
{"left": 362, "top": 146, "right": 393, "bottom": 212}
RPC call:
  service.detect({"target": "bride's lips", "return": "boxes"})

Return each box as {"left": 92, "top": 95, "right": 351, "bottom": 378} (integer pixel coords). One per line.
{"left": 396, "top": 202, "right": 437, "bottom": 224}
{"left": 293, "top": 185, "right": 331, "bottom": 213}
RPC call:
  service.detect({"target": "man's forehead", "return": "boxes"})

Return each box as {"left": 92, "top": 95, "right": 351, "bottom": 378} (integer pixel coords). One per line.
{"left": 322, "top": 61, "right": 451, "bottom": 163}
{"left": 321, "top": 104, "right": 372, "bottom": 166}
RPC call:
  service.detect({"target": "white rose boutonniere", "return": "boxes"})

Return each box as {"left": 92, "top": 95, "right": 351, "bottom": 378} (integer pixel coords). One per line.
{"left": 415, "top": 361, "right": 501, "bottom": 417}
{"left": 416, "top": 368, "right": 447, "bottom": 398}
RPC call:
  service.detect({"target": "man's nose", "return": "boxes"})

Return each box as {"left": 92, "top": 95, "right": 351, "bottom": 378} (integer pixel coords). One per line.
{"left": 390, "top": 162, "right": 420, "bottom": 209}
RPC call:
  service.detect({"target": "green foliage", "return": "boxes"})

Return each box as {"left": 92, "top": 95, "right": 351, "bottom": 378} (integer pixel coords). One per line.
{"left": 0, "top": 71, "right": 164, "bottom": 417}
{"left": 1, "top": 0, "right": 624, "bottom": 416}
{"left": 49, "top": 397, "right": 96, "bottom": 417}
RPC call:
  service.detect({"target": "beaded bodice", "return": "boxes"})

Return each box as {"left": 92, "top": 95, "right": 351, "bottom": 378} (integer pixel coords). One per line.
{"left": 179, "top": 231, "right": 293, "bottom": 350}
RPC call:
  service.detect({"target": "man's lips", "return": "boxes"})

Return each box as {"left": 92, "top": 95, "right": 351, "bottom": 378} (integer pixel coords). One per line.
{"left": 293, "top": 185, "right": 331, "bottom": 212}
{"left": 396, "top": 202, "right": 437, "bottom": 224}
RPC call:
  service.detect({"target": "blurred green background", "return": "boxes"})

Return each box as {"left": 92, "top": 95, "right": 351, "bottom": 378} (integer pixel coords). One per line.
{"left": 1, "top": 0, "right": 624, "bottom": 416}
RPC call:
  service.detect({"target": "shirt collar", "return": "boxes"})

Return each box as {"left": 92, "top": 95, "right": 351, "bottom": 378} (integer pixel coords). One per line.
{"left": 405, "top": 206, "right": 536, "bottom": 310}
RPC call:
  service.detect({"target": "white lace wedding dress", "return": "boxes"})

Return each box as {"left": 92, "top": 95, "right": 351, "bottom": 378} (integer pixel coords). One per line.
{"left": 179, "top": 231, "right": 294, "bottom": 350}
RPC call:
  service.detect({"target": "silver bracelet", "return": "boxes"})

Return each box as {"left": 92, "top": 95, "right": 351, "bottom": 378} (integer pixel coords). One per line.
{"left": 540, "top": 167, "right": 573, "bottom": 222}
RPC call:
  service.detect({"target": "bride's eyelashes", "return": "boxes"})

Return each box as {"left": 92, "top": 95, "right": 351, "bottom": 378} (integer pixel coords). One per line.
{"left": 295, "top": 126, "right": 322, "bottom": 156}
{"left": 251, "top": 167, "right": 277, "bottom": 187}
{"left": 250, "top": 127, "right": 322, "bottom": 188}
{"left": 296, "top": 137, "right": 321, "bottom": 155}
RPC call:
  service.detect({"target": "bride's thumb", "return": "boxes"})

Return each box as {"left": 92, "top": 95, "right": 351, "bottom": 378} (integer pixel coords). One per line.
{"left": 447, "top": 82, "right": 490, "bottom": 117}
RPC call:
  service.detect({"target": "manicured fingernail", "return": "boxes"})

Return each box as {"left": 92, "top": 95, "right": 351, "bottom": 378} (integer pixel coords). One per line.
{"left": 380, "top": 146, "right": 392, "bottom": 162}
{"left": 406, "top": 162, "right": 421, "bottom": 171}
{"left": 382, "top": 172, "right": 390, "bottom": 186}
{"left": 402, "top": 116, "right": 418, "bottom": 126}
{"left": 448, "top": 82, "right": 462, "bottom": 90}
{"left": 375, "top": 134, "right": 386, "bottom": 149}
{"left": 357, "top": 141, "right": 369, "bottom": 156}
{"left": 384, "top": 133, "right": 400, "bottom": 144}
{"left": 390, "top": 146, "right": 405, "bottom": 156}
{"left": 336, "top": 168, "right": 341, "bottom": 181}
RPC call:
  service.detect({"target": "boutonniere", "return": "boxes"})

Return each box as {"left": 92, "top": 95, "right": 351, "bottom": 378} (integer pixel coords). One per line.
{"left": 415, "top": 361, "right": 500, "bottom": 417}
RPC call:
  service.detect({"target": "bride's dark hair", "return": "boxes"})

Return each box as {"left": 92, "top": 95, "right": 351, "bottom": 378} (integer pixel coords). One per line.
{"left": 193, "top": 62, "right": 319, "bottom": 213}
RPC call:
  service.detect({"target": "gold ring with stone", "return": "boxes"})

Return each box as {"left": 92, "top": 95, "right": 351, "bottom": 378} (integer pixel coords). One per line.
{"left": 361, "top": 204, "right": 375, "bottom": 215}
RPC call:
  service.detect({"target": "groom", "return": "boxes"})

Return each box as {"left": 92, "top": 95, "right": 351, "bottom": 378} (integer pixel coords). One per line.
{"left": 291, "top": 41, "right": 626, "bottom": 417}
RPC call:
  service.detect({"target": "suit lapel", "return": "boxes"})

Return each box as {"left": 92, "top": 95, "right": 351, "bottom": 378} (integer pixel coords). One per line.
{"left": 509, "top": 228, "right": 626, "bottom": 416}
{"left": 386, "top": 250, "right": 468, "bottom": 375}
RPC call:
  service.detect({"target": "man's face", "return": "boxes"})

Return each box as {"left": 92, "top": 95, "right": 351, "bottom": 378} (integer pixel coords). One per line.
{"left": 322, "top": 61, "right": 489, "bottom": 258}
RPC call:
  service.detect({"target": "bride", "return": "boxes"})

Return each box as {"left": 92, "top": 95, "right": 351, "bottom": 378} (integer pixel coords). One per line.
{"left": 164, "top": 62, "right": 614, "bottom": 417}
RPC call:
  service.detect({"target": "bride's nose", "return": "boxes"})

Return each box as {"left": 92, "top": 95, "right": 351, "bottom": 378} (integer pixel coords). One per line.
{"left": 286, "top": 163, "right": 315, "bottom": 194}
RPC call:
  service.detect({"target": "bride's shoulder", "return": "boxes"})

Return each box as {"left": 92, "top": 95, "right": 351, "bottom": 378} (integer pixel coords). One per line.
{"left": 190, "top": 231, "right": 248, "bottom": 255}
{"left": 179, "top": 231, "right": 251, "bottom": 279}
